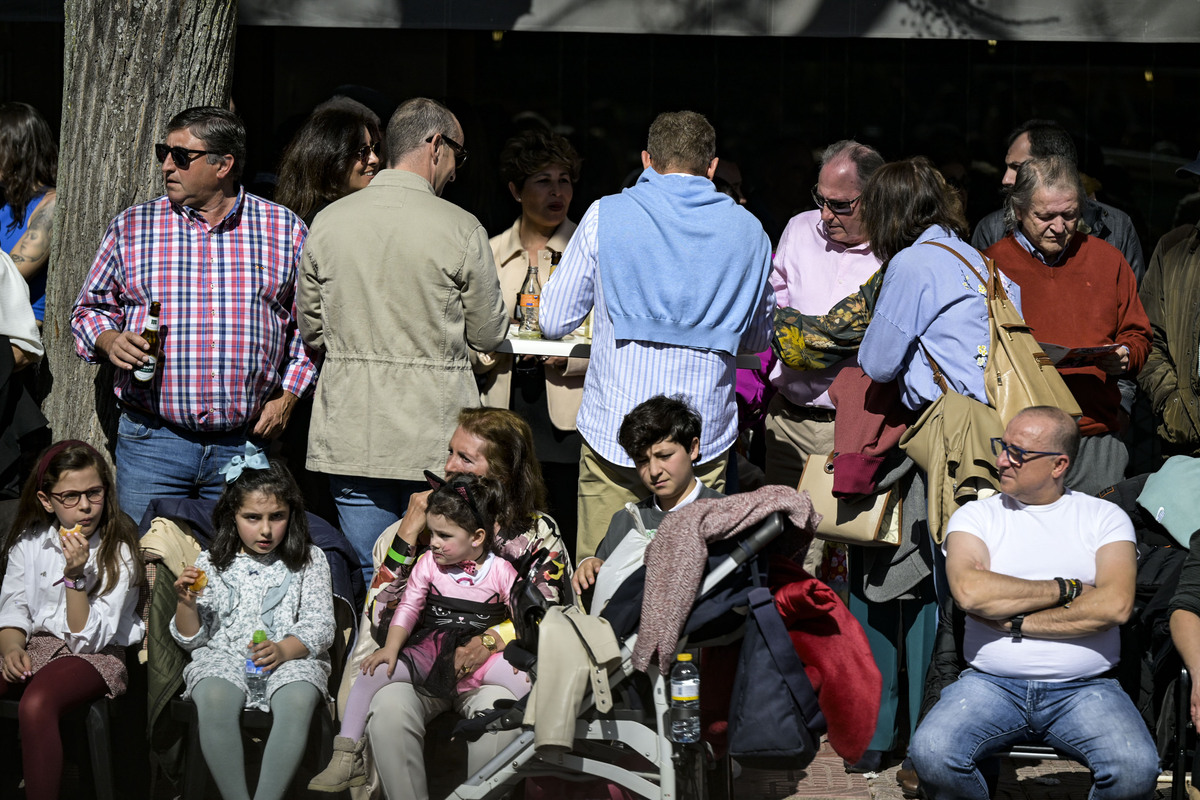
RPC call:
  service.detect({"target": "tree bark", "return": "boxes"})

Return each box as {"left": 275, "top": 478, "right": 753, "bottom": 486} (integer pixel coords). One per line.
{"left": 43, "top": 0, "right": 237, "bottom": 449}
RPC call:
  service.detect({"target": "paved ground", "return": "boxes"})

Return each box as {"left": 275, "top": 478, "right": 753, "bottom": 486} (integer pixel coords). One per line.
{"left": 40, "top": 729, "right": 1184, "bottom": 799}
{"left": 734, "top": 739, "right": 1179, "bottom": 800}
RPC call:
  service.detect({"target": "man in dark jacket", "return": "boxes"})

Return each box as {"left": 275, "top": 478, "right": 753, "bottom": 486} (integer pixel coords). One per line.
{"left": 1138, "top": 153, "right": 1200, "bottom": 455}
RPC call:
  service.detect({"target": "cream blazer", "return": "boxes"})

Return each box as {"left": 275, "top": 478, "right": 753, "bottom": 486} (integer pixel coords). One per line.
{"left": 477, "top": 217, "right": 586, "bottom": 431}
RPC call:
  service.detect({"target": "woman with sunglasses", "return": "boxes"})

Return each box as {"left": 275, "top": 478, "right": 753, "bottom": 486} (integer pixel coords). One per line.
{"left": 273, "top": 102, "right": 384, "bottom": 524}
{"left": 476, "top": 127, "right": 586, "bottom": 550}
{"left": 0, "top": 102, "right": 57, "bottom": 328}
{"left": 275, "top": 103, "right": 383, "bottom": 225}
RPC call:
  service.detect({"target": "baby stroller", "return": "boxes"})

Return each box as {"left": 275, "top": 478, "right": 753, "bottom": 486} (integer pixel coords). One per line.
{"left": 447, "top": 488, "right": 831, "bottom": 800}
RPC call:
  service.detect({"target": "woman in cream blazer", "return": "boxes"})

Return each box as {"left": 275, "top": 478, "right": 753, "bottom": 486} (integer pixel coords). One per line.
{"left": 477, "top": 128, "right": 587, "bottom": 549}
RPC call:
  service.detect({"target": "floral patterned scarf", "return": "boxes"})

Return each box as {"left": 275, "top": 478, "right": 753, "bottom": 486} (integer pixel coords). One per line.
{"left": 771, "top": 268, "right": 883, "bottom": 371}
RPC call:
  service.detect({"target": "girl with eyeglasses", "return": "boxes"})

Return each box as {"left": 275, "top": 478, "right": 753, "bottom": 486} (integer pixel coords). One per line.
{"left": 0, "top": 440, "right": 144, "bottom": 800}
{"left": 274, "top": 102, "right": 384, "bottom": 225}
{"left": 309, "top": 473, "right": 531, "bottom": 793}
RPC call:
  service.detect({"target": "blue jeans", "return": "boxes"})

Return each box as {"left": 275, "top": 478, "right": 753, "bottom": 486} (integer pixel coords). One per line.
{"left": 115, "top": 409, "right": 256, "bottom": 527}
{"left": 328, "top": 474, "right": 427, "bottom": 585}
{"left": 910, "top": 669, "right": 1159, "bottom": 800}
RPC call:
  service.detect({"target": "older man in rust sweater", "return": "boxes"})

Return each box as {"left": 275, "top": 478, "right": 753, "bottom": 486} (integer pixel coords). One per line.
{"left": 984, "top": 156, "right": 1151, "bottom": 495}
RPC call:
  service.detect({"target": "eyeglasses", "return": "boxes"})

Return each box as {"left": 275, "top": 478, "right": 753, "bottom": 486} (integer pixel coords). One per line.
{"left": 48, "top": 486, "right": 105, "bottom": 508}
{"left": 155, "top": 144, "right": 222, "bottom": 169}
{"left": 990, "top": 438, "right": 1064, "bottom": 467}
{"left": 353, "top": 141, "right": 381, "bottom": 165}
{"left": 427, "top": 133, "right": 469, "bottom": 168}
{"left": 811, "top": 185, "right": 861, "bottom": 215}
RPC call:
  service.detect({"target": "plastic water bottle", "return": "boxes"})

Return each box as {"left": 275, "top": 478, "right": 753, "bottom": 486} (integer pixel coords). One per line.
{"left": 245, "top": 630, "right": 269, "bottom": 706}
{"left": 669, "top": 653, "right": 700, "bottom": 743}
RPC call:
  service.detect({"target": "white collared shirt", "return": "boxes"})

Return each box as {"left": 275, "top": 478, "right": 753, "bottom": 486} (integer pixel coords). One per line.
{"left": 0, "top": 525, "right": 144, "bottom": 652}
{"left": 651, "top": 479, "right": 705, "bottom": 514}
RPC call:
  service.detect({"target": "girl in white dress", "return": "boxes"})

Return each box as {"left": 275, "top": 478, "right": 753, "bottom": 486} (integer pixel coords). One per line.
{"left": 172, "top": 450, "right": 334, "bottom": 800}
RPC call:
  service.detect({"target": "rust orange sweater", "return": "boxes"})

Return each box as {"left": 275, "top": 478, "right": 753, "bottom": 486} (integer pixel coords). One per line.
{"left": 985, "top": 233, "right": 1151, "bottom": 436}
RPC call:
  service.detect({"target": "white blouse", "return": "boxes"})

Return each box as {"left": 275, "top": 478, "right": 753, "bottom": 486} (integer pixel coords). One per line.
{"left": 0, "top": 525, "right": 144, "bottom": 652}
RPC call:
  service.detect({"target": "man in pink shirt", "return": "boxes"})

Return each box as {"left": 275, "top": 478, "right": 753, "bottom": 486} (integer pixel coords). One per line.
{"left": 765, "top": 140, "right": 884, "bottom": 493}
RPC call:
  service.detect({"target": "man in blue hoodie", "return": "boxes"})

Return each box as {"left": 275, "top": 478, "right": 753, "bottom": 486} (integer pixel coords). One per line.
{"left": 540, "top": 110, "right": 774, "bottom": 562}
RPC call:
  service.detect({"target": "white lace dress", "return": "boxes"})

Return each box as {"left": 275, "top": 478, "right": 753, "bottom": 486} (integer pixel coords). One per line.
{"left": 170, "top": 545, "right": 334, "bottom": 709}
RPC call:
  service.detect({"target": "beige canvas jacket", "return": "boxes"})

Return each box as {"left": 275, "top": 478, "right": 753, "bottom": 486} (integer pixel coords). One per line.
{"left": 298, "top": 169, "right": 508, "bottom": 480}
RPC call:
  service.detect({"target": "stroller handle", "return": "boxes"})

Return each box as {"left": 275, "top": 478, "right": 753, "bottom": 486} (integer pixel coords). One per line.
{"left": 697, "top": 512, "right": 786, "bottom": 597}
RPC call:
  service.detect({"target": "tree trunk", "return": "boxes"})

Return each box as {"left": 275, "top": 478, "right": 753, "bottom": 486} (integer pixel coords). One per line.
{"left": 42, "top": 0, "right": 237, "bottom": 449}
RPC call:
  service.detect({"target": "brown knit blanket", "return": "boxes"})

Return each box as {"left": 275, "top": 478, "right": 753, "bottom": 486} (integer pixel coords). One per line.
{"left": 632, "top": 485, "right": 820, "bottom": 673}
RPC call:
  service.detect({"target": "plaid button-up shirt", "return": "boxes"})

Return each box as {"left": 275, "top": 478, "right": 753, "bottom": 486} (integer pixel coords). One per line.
{"left": 72, "top": 189, "right": 317, "bottom": 432}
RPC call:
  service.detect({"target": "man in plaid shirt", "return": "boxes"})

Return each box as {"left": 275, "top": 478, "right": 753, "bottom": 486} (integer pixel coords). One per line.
{"left": 71, "top": 106, "right": 316, "bottom": 524}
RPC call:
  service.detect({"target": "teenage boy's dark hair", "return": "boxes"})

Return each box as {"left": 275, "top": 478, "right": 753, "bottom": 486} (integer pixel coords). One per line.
{"left": 618, "top": 395, "right": 702, "bottom": 462}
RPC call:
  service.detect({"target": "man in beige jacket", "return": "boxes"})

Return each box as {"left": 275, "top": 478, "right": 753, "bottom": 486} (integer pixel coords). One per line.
{"left": 297, "top": 97, "right": 507, "bottom": 586}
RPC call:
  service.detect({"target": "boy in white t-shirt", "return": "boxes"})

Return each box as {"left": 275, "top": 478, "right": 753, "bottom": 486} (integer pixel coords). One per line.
{"left": 570, "top": 395, "right": 722, "bottom": 613}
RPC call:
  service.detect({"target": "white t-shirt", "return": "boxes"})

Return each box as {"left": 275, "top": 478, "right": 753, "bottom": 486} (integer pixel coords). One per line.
{"left": 944, "top": 490, "right": 1134, "bottom": 681}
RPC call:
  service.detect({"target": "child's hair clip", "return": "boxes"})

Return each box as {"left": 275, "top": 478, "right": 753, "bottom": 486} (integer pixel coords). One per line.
{"left": 219, "top": 442, "right": 270, "bottom": 483}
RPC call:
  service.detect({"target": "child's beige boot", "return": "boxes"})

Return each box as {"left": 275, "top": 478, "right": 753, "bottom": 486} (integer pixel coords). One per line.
{"left": 308, "top": 734, "right": 368, "bottom": 792}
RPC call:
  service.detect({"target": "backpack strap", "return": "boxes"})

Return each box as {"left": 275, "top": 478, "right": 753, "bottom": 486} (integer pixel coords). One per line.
{"left": 923, "top": 240, "right": 1013, "bottom": 305}
{"left": 747, "top": 587, "right": 823, "bottom": 727}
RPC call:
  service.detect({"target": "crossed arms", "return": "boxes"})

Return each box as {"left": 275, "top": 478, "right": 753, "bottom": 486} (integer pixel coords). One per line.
{"left": 945, "top": 531, "right": 1135, "bottom": 639}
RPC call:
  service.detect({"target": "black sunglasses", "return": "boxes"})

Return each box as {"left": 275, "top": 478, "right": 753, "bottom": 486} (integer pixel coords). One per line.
{"left": 990, "top": 438, "right": 1064, "bottom": 467}
{"left": 811, "top": 185, "right": 861, "bottom": 215}
{"left": 155, "top": 144, "right": 223, "bottom": 169}
{"left": 426, "top": 133, "right": 469, "bottom": 168}
{"left": 353, "top": 141, "right": 381, "bottom": 165}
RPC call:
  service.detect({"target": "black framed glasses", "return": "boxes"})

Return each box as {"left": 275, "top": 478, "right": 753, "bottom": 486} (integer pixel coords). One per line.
{"left": 427, "top": 133, "right": 469, "bottom": 168}
{"left": 811, "top": 185, "right": 861, "bottom": 215}
{"left": 990, "top": 438, "right": 1063, "bottom": 467}
{"left": 155, "top": 144, "right": 223, "bottom": 169}
{"left": 48, "top": 486, "right": 105, "bottom": 508}
{"left": 353, "top": 141, "right": 381, "bottom": 165}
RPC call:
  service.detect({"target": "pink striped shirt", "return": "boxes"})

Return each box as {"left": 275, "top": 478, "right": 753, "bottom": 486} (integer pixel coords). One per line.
{"left": 71, "top": 190, "right": 316, "bottom": 432}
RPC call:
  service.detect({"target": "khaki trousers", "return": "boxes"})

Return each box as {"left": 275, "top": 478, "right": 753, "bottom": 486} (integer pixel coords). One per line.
{"left": 763, "top": 393, "right": 837, "bottom": 490}
{"left": 763, "top": 394, "right": 837, "bottom": 575}
{"left": 365, "top": 681, "right": 519, "bottom": 800}
{"left": 575, "top": 438, "right": 728, "bottom": 562}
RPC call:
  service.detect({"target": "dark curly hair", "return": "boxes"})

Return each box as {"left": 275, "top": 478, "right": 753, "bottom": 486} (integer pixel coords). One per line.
{"left": 209, "top": 460, "right": 312, "bottom": 572}
{"left": 0, "top": 102, "right": 57, "bottom": 235}
{"left": 498, "top": 127, "right": 581, "bottom": 191}
{"left": 618, "top": 395, "right": 703, "bottom": 463}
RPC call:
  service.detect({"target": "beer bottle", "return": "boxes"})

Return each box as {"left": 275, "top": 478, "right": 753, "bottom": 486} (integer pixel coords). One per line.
{"left": 132, "top": 301, "right": 161, "bottom": 383}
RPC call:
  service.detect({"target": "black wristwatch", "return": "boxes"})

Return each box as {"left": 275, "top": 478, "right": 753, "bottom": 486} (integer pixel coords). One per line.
{"left": 1009, "top": 614, "right": 1025, "bottom": 641}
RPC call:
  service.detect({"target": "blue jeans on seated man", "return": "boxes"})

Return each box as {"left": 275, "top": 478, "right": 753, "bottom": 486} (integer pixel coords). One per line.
{"left": 116, "top": 409, "right": 259, "bottom": 527}
{"left": 910, "top": 668, "right": 1158, "bottom": 800}
{"left": 328, "top": 474, "right": 428, "bottom": 586}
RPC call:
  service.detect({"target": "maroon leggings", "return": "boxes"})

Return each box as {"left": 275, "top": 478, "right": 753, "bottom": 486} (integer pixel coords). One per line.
{"left": 0, "top": 656, "right": 108, "bottom": 800}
